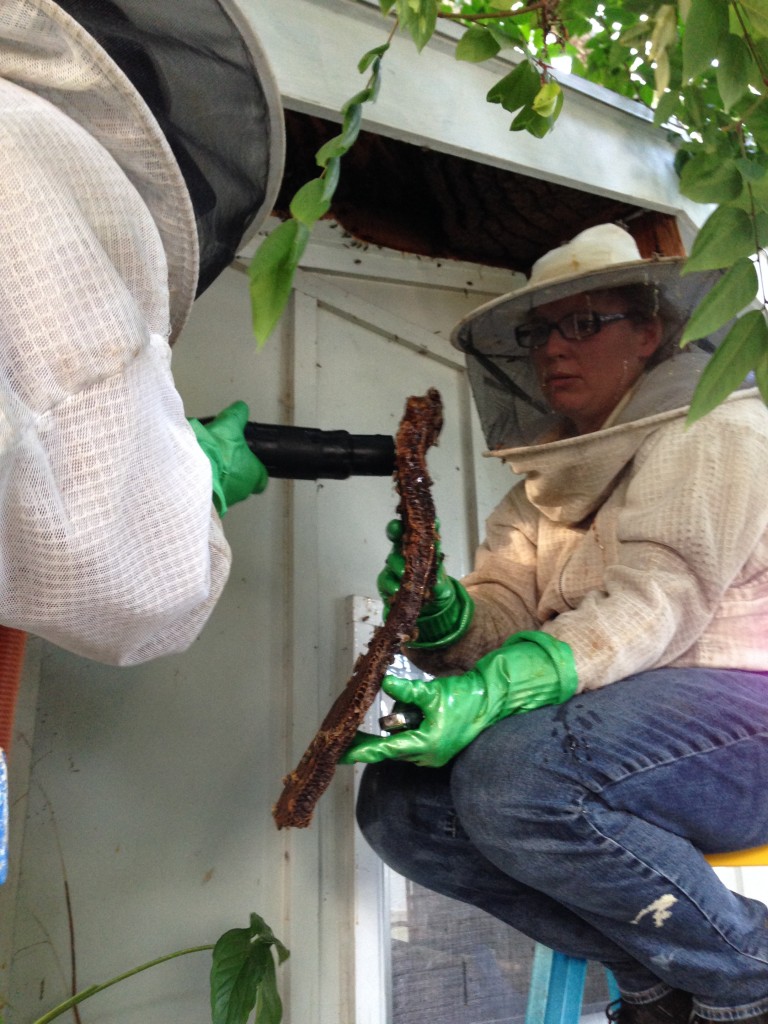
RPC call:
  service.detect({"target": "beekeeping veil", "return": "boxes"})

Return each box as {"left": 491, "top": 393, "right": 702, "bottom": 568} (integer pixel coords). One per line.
{"left": 2, "top": 0, "right": 284, "bottom": 338}
{"left": 450, "top": 224, "right": 723, "bottom": 450}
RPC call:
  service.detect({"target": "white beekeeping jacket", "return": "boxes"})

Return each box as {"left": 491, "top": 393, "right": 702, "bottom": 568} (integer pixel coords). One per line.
{"left": 0, "top": 0, "right": 235, "bottom": 664}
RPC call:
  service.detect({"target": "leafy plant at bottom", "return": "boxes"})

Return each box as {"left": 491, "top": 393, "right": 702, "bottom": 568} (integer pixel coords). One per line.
{"left": 27, "top": 913, "right": 288, "bottom": 1024}
{"left": 210, "top": 914, "right": 289, "bottom": 1024}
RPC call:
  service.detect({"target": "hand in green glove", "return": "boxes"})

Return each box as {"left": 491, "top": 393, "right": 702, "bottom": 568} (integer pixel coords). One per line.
{"left": 340, "top": 631, "right": 578, "bottom": 768}
{"left": 377, "top": 519, "right": 473, "bottom": 649}
{"left": 188, "top": 401, "right": 268, "bottom": 516}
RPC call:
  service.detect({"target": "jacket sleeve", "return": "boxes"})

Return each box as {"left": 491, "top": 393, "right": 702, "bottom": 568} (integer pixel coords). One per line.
{"left": 544, "top": 400, "right": 768, "bottom": 690}
{"left": 0, "top": 83, "right": 230, "bottom": 665}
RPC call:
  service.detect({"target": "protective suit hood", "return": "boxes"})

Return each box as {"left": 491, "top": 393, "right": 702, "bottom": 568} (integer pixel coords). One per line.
{"left": 0, "top": 0, "right": 284, "bottom": 338}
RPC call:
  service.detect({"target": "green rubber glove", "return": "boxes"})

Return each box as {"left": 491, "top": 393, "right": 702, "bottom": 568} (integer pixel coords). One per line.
{"left": 188, "top": 401, "right": 268, "bottom": 516}
{"left": 340, "top": 631, "right": 578, "bottom": 768}
{"left": 377, "top": 519, "right": 474, "bottom": 649}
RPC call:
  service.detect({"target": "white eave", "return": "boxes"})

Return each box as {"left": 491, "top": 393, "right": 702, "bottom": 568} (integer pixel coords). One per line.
{"left": 248, "top": 0, "right": 709, "bottom": 238}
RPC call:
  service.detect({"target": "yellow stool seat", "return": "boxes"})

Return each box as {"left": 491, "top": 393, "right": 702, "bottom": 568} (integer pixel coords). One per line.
{"left": 705, "top": 844, "right": 768, "bottom": 867}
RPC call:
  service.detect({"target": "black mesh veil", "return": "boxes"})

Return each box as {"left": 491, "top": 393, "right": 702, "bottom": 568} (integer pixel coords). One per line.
{"left": 55, "top": 0, "right": 284, "bottom": 295}
{"left": 452, "top": 264, "right": 726, "bottom": 450}
{"left": 463, "top": 348, "right": 558, "bottom": 450}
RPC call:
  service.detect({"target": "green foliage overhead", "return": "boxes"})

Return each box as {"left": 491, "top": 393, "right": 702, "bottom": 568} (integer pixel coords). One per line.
{"left": 248, "top": 0, "right": 768, "bottom": 422}
{"left": 681, "top": 257, "right": 758, "bottom": 343}
{"left": 248, "top": 39, "right": 389, "bottom": 344}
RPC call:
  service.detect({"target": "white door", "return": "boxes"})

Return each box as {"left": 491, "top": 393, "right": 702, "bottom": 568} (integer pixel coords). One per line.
{"left": 277, "top": 260, "right": 514, "bottom": 1023}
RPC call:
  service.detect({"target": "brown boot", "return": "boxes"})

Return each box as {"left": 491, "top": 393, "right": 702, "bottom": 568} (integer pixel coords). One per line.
{"left": 607, "top": 988, "right": 693, "bottom": 1024}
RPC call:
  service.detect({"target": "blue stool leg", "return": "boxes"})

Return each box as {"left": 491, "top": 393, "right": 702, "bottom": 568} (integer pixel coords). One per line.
{"left": 526, "top": 945, "right": 588, "bottom": 1024}
{"left": 605, "top": 968, "right": 621, "bottom": 1002}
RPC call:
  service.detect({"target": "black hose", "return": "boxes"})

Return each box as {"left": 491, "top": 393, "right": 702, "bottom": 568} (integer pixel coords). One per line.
{"left": 242, "top": 422, "right": 395, "bottom": 480}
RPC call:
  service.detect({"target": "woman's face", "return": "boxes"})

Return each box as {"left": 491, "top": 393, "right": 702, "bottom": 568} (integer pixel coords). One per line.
{"left": 529, "top": 290, "right": 662, "bottom": 434}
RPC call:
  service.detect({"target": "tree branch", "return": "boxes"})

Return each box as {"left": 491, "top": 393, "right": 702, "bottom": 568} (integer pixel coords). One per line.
{"left": 438, "top": 2, "right": 546, "bottom": 22}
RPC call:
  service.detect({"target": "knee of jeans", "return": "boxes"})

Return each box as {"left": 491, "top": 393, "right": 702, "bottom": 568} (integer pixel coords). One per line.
{"left": 356, "top": 762, "right": 402, "bottom": 857}
{"left": 451, "top": 728, "right": 578, "bottom": 855}
{"left": 355, "top": 761, "right": 441, "bottom": 870}
{"left": 356, "top": 760, "right": 470, "bottom": 883}
{"left": 451, "top": 739, "right": 530, "bottom": 835}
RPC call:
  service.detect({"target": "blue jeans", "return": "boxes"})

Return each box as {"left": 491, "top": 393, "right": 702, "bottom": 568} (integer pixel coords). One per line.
{"left": 357, "top": 668, "right": 768, "bottom": 1018}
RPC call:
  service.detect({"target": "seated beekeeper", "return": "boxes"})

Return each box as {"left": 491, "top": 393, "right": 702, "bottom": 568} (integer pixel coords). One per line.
{"left": 344, "top": 224, "right": 768, "bottom": 1024}
{"left": 0, "top": 0, "right": 283, "bottom": 665}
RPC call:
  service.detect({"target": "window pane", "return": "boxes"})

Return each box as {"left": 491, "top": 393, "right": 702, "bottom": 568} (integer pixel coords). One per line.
{"left": 389, "top": 876, "right": 613, "bottom": 1023}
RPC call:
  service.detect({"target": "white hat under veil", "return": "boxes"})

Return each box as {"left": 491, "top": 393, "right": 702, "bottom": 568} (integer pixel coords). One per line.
{"left": 450, "top": 224, "right": 725, "bottom": 449}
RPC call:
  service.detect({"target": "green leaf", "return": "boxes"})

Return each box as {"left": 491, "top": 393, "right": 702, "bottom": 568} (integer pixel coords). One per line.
{"left": 654, "top": 89, "right": 681, "bottom": 127}
{"left": 289, "top": 178, "right": 331, "bottom": 227}
{"left": 653, "top": 48, "right": 671, "bottom": 97}
{"left": 342, "top": 83, "right": 376, "bottom": 116}
{"left": 682, "top": 82, "right": 707, "bottom": 129}
{"left": 488, "top": 22, "right": 528, "bottom": 49}
{"left": 620, "top": 21, "right": 652, "bottom": 47}
{"left": 679, "top": 152, "right": 743, "bottom": 203}
{"left": 510, "top": 86, "right": 563, "bottom": 138}
{"left": 254, "top": 955, "right": 282, "bottom": 1024}
{"left": 487, "top": 60, "right": 540, "bottom": 113}
{"left": 396, "top": 0, "right": 438, "bottom": 51}
{"left": 315, "top": 104, "right": 363, "bottom": 167}
{"left": 650, "top": 4, "right": 678, "bottom": 56}
{"left": 737, "top": 157, "right": 768, "bottom": 183}
{"left": 379, "top": 0, "right": 397, "bottom": 12}
{"left": 740, "top": 0, "right": 768, "bottom": 37}
{"left": 755, "top": 347, "right": 768, "bottom": 405}
{"left": 753, "top": 39, "right": 768, "bottom": 83}
{"left": 456, "top": 25, "right": 501, "bottom": 63}
{"left": 210, "top": 915, "right": 289, "bottom": 1024}
{"left": 674, "top": 148, "right": 693, "bottom": 177}
{"left": 682, "top": 0, "right": 727, "bottom": 82}
{"left": 716, "top": 33, "right": 755, "bottom": 110}
{"left": 251, "top": 913, "right": 289, "bottom": 966}
{"left": 532, "top": 81, "right": 561, "bottom": 118}
{"left": 358, "top": 43, "right": 390, "bottom": 73}
{"left": 737, "top": 175, "right": 768, "bottom": 215}
{"left": 650, "top": 4, "right": 678, "bottom": 96}
{"left": 211, "top": 932, "right": 267, "bottom": 1024}
{"left": 248, "top": 220, "right": 310, "bottom": 345}
{"left": 687, "top": 311, "right": 768, "bottom": 424}
{"left": 748, "top": 100, "right": 768, "bottom": 152}
{"left": 681, "top": 257, "right": 758, "bottom": 343}
{"left": 320, "top": 156, "right": 341, "bottom": 203}
{"left": 341, "top": 97, "right": 365, "bottom": 134}
{"left": 684, "top": 206, "right": 755, "bottom": 272}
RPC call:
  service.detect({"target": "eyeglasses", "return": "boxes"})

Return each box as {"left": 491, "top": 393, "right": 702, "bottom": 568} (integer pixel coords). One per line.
{"left": 515, "top": 311, "right": 633, "bottom": 350}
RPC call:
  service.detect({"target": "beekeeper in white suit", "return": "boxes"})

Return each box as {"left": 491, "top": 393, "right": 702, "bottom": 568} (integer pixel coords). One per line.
{"left": 0, "top": 0, "right": 285, "bottom": 665}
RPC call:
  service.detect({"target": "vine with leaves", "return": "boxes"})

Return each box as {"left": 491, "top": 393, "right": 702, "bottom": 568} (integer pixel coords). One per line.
{"left": 249, "top": 0, "right": 768, "bottom": 421}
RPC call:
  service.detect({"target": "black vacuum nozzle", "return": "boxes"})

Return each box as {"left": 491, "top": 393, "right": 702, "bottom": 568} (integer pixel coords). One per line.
{"left": 242, "top": 422, "right": 395, "bottom": 480}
